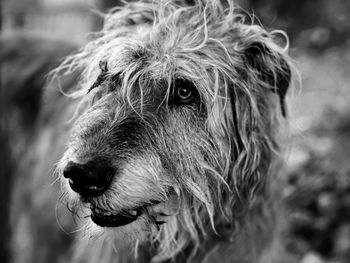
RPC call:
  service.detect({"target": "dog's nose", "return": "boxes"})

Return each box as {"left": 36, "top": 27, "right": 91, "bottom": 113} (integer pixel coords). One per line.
{"left": 63, "top": 160, "right": 114, "bottom": 197}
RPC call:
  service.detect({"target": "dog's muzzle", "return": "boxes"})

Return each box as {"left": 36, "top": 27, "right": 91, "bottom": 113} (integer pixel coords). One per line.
{"left": 62, "top": 159, "right": 167, "bottom": 228}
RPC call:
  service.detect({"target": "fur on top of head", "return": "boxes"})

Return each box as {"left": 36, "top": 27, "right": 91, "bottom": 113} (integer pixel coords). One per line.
{"left": 53, "top": 0, "right": 292, "bottom": 261}
{"left": 56, "top": 0, "right": 291, "bottom": 105}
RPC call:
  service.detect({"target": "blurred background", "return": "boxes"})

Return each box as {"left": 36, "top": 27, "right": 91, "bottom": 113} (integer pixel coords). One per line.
{"left": 1, "top": 0, "right": 350, "bottom": 263}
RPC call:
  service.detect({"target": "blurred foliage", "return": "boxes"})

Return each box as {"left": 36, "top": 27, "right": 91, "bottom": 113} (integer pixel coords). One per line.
{"left": 285, "top": 109, "right": 350, "bottom": 263}
{"left": 238, "top": 0, "right": 350, "bottom": 50}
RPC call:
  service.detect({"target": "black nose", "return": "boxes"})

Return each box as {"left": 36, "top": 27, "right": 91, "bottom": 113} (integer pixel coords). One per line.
{"left": 63, "top": 160, "right": 114, "bottom": 197}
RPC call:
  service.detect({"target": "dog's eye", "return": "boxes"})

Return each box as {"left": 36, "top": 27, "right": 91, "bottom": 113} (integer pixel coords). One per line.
{"left": 177, "top": 87, "right": 193, "bottom": 101}
{"left": 173, "top": 79, "right": 198, "bottom": 104}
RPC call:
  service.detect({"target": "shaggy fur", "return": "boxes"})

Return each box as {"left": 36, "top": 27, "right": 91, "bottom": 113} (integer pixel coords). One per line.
{"left": 9, "top": 1, "right": 293, "bottom": 263}
{"left": 51, "top": 1, "right": 293, "bottom": 262}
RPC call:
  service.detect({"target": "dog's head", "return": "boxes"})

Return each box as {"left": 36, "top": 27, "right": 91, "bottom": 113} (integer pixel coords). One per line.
{"left": 55, "top": 0, "right": 291, "bottom": 261}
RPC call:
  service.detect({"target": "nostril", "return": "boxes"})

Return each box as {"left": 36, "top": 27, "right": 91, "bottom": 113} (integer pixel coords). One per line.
{"left": 63, "top": 160, "right": 114, "bottom": 197}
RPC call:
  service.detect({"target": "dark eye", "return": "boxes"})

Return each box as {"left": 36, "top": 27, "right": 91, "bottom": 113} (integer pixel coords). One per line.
{"left": 177, "top": 87, "right": 193, "bottom": 102}
{"left": 173, "top": 79, "right": 198, "bottom": 104}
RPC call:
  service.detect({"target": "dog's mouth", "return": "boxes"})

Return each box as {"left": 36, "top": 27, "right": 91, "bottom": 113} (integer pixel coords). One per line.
{"left": 89, "top": 190, "right": 176, "bottom": 228}
{"left": 91, "top": 206, "right": 143, "bottom": 227}
{"left": 90, "top": 198, "right": 165, "bottom": 227}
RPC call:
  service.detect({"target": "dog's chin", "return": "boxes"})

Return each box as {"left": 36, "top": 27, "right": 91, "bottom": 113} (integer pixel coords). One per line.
{"left": 86, "top": 214, "right": 152, "bottom": 249}
{"left": 87, "top": 205, "right": 167, "bottom": 246}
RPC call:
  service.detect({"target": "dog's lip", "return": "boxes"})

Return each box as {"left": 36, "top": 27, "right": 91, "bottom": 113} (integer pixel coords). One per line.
{"left": 90, "top": 200, "right": 163, "bottom": 227}
{"left": 91, "top": 206, "right": 142, "bottom": 227}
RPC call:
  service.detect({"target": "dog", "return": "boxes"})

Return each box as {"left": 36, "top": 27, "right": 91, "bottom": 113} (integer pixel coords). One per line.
{"left": 7, "top": 1, "right": 293, "bottom": 262}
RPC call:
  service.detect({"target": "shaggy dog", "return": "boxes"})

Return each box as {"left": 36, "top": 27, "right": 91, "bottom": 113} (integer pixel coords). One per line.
{"left": 8, "top": 1, "right": 293, "bottom": 262}
{"left": 53, "top": 1, "right": 292, "bottom": 262}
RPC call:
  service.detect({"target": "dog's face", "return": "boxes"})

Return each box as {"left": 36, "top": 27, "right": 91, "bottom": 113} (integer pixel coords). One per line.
{"left": 56, "top": 1, "right": 291, "bottom": 259}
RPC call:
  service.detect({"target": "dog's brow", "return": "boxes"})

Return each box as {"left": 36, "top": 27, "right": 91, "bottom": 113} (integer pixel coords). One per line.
{"left": 173, "top": 78, "right": 196, "bottom": 91}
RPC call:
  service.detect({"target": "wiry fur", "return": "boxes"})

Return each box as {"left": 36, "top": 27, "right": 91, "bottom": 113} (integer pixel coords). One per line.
{"left": 49, "top": 1, "right": 293, "bottom": 262}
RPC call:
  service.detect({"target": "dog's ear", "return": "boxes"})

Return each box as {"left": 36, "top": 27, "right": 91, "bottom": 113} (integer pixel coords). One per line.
{"left": 244, "top": 41, "right": 291, "bottom": 116}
